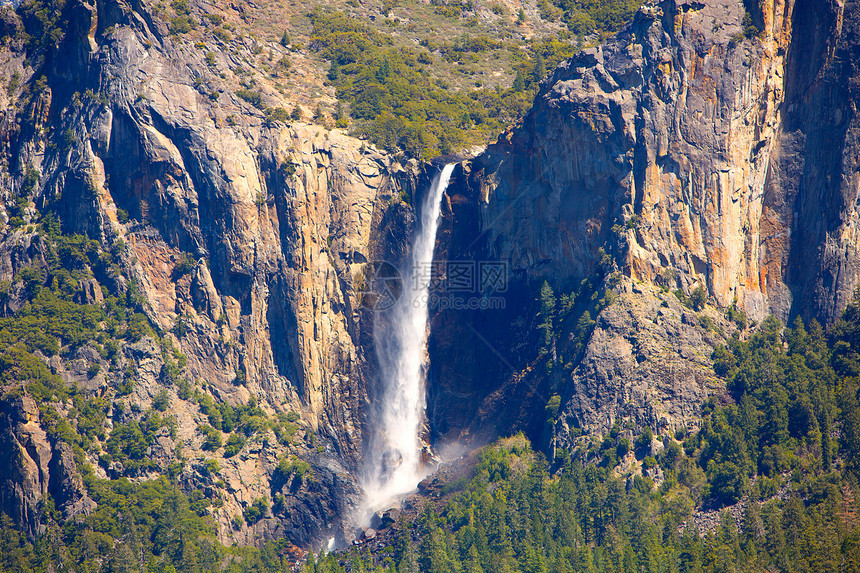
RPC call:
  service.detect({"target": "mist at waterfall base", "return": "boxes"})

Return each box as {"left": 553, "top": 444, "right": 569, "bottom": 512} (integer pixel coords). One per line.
{"left": 358, "top": 164, "right": 456, "bottom": 526}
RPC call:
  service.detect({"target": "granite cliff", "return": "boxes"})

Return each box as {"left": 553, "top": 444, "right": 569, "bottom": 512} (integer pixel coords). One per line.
{"left": 430, "top": 0, "right": 860, "bottom": 451}
{"left": 459, "top": 0, "right": 860, "bottom": 323}
{"left": 1, "top": 0, "right": 860, "bottom": 553}
{"left": 0, "top": 0, "right": 433, "bottom": 547}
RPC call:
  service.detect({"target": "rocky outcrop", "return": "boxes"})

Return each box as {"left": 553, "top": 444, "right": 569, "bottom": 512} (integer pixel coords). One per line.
{"left": 0, "top": 0, "right": 420, "bottom": 547}
{"left": 431, "top": 0, "right": 860, "bottom": 445}
{"left": 452, "top": 0, "right": 860, "bottom": 325}
{"left": 551, "top": 279, "right": 732, "bottom": 439}
{"left": 0, "top": 395, "right": 52, "bottom": 537}
{"left": 763, "top": 0, "right": 860, "bottom": 323}
{"left": 0, "top": 395, "right": 95, "bottom": 537}
{"left": 48, "top": 440, "right": 98, "bottom": 520}
{"left": 2, "top": 0, "right": 860, "bottom": 549}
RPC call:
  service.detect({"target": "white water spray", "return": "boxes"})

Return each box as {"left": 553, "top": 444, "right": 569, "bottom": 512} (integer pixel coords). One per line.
{"left": 361, "top": 164, "right": 455, "bottom": 517}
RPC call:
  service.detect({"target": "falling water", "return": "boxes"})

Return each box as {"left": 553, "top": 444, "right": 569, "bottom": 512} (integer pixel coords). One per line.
{"left": 361, "top": 163, "right": 455, "bottom": 517}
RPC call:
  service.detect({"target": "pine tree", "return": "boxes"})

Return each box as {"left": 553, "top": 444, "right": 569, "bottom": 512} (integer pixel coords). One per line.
{"left": 513, "top": 70, "right": 526, "bottom": 92}
{"left": 531, "top": 53, "right": 546, "bottom": 85}
{"left": 304, "top": 550, "right": 317, "bottom": 573}
{"left": 822, "top": 414, "right": 833, "bottom": 470}
{"left": 742, "top": 502, "right": 764, "bottom": 543}
{"left": 335, "top": 100, "right": 349, "bottom": 128}
{"left": 690, "top": 285, "right": 707, "bottom": 310}
{"left": 464, "top": 544, "right": 484, "bottom": 573}
{"left": 328, "top": 60, "right": 340, "bottom": 82}
{"left": 395, "top": 526, "right": 417, "bottom": 573}
{"left": 539, "top": 281, "right": 556, "bottom": 346}
{"left": 376, "top": 57, "right": 391, "bottom": 82}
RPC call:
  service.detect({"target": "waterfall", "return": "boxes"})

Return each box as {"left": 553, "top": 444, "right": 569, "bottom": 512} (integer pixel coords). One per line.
{"left": 361, "top": 163, "right": 455, "bottom": 517}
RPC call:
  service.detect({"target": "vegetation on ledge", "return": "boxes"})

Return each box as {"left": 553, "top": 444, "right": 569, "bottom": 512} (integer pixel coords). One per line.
{"left": 310, "top": 299, "right": 860, "bottom": 573}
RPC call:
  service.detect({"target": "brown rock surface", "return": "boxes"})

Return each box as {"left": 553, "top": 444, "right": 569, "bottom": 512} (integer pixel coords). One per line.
{"left": 455, "top": 0, "right": 860, "bottom": 324}
{"left": 0, "top": 395, "right": 95, "bottom": 537}
{"left": 431, "top": 0, "right": 860, "bottom": 448}
{"left": 0, "top": 0, "right": 417, "bottom": 547}
{"left": 2, "top": 0, "right": 860, "bottom": 550}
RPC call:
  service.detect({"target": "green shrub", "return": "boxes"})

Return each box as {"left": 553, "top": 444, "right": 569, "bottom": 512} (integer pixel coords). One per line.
{"left": 173, "top": 253, "right": 195, "bottom": 277}
{"left": 243, "top": 497, "right": 269, "bottom": 524}
{"left": 635, "top": 427, "right": 653, "bottom": 457}
{"left": 202, "top": 458, "right": 221, "bottom": 476}
{"left": 152, "top": 389, "right": 170, "bottom": 411}
{"left": 178, "top": 378, "right": 192, "bottom": 400}
{"left": 545, "top": 394, "right": 561, "bottom": 421}
{"left": 170, "top": 15, "right": 194, "bottom": 34}
{"left": 104, "top": 415, "right": 171, "bottom": 474}
{"left": 236, "top": 89, "right": 264, "bottom": 109}
{"left": 726, "top": 301, "right": 747, "bottom": 330}
{"left": 742, "top": 11, "right": 760, "bottom": 39}
{"left": 224, "top": 433, "right": 246, "bottom": 457}
{"left": 171, "top": 0, "right": 191, "bottom": 14}
{"left": 265, "top": 106, "right": 289, "bottom": 123}
{"left": 275, "top": 456, "right": 312, "bottom": 483}
{"left": 690, "top": 286, "right": 707, "bottom": 311}
{"left": 126, "top": 313, "right": 153, "bottom": 342}
{"left": 198, "top": 424, "right": 223, "bottom": 451}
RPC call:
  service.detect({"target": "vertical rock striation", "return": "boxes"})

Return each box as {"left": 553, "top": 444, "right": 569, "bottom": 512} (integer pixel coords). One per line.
{"left": 458, "top": 0, "right": 860, "bottom": 324}
{"left": 3, "top": 0, "right": 860, "bottom": 546}
{"left": 431, "top": 0, "right": 860, "bottom": 443}
{"left": 0, "top": 395, "right": 95, "bottom": 537}
{"left": 0, "top": 0, "right": 421, "bottom": 546}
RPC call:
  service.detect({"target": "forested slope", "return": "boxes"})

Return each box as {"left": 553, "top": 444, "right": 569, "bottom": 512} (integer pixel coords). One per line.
{"left": 4, "top": 268, "right": 859, "bottom": 571}
{"left": 309, "top": 300, "right": 860, "bottom": 573}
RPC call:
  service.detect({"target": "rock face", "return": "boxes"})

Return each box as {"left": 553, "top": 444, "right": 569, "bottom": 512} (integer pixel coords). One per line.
{"left": 550, "top": 280, "right": 732, "bottom": 440}
{"left": 455, "top": 0, "right": 860, "bottom": 324}
{"left": 0, "top": 395, "right": 95, "bottom": 537}
{"left": 431, "top": 0, "right": 860, "bottom": 444}
{"left": 0, "top": 0, "right": 421, "bottom": 547}
{"left": 2, "top": 0, "right": 860, "bottom": 550}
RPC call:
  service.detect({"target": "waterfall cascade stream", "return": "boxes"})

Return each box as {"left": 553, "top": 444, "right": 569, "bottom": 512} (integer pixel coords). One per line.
{"left": 360, "top": 163, "right": 456, "bottom": 521}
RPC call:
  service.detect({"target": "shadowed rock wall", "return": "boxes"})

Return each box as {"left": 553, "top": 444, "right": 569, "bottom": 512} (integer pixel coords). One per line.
{"left": 429, "top": 0, "right": 860, "bottom": 446}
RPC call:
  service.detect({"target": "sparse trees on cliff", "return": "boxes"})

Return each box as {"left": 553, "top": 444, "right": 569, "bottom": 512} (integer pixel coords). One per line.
{"left": 690, "top": 285, "right": 707, "bottom": 311}
{"left": 538, "top": 281, "right": 557, "bottom": 368}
